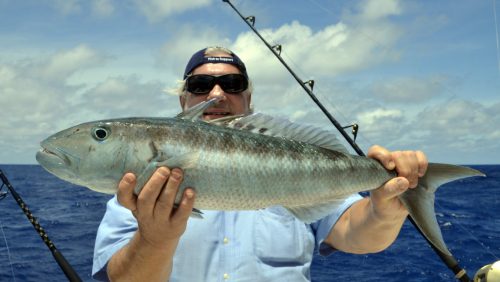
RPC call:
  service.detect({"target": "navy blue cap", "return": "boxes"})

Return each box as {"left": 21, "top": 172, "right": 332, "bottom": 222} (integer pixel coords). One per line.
{"left": 183, "top": 47, "right": 248, "bottom": 79}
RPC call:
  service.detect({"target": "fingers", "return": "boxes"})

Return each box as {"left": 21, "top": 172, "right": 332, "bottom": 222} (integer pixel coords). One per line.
{"left": 415, "top": 150, "right": 428, "bottom": 177}
{"left": 368, "top": 145, "right": 395, "bottom": 170}
{"left": 369, "top": 145, "right": 429, "bottom": 189}
{"left": 378, "top": 177, "right": 409, "bottom": 200}
{"left": 391, "top": 151, "right": 419, "bottom": 188}
{"left": 118, "top": 167, "right": 194, "bottom": 246}
{"left": 117, "top": 173, "right": 137, "bottom": 212}
{"left": 155, "top": 168, "right": 196, "bottom": 223}
{"left": 392, "top": 151, "right": 428, "bottom": 188}
{"left": 370, "top": 177, "right": 410, "bottom": 220}
{"left": 171, "top": 189, "right": 196, "bottom": 225}
{"left": 133, "top": 167, "right": 196, "bottom": 222}
{"left": 156, "top": 168, "right": 183, "bottom": 219}
{"left": 137, "top": 167, "right": 171, "bottom": 217}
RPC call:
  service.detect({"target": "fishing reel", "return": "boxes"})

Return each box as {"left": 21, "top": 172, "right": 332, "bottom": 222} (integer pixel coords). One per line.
{"left": 474, "top": 261, "right": 500, "bottom": 282}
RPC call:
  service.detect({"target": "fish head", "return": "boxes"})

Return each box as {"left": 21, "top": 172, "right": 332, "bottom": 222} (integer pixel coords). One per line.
{"left": 36, "top": 120, "right": 133, "bottom": 193}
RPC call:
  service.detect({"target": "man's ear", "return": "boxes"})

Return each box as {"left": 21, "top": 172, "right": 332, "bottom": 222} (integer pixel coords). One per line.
{"left": 246, "top": 92, "right": 252, "bottom": 107}
{"left": 179, "top": 95, "right": 186, "bottom": 109}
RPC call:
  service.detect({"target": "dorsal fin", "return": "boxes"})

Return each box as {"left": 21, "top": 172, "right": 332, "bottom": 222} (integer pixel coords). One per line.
{"left": 223, "top": 113, "right": 349, "bottom": 153}
{"left": 176, "top": 97, "right": 221, "bottom": 121}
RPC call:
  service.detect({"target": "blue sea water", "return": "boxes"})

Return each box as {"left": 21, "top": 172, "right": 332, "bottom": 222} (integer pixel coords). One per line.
{"left": 0, "top": 164, "right": 498, "bottom": 282}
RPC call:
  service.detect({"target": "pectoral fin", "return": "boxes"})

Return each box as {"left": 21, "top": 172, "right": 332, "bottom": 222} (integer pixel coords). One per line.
{"left": 172, "top": 203, "right": 204, "bottom": 219}
{"left": 156, "top": 152, "right": 200, "bottom": 169}
{"left": 133, "top": 152, "right": 200, "bottom": 195}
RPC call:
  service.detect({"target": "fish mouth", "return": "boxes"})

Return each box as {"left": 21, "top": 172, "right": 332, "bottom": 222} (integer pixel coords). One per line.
{"left": 36, "top": 144, "right": 70, "bottom": 167}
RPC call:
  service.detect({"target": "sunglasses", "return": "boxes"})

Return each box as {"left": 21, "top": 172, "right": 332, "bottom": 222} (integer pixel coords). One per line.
{"left": 186, "top": 74, "right": 248, "bottom": 95}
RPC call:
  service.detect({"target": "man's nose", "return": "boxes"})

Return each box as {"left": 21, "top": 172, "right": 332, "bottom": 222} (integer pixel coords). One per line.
{"left": 207, "top": 84, "right": 227, "bottom": 101}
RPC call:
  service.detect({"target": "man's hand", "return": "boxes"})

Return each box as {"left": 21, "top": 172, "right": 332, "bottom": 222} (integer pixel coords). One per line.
{"left": 326, "top": 145, "right": 429, "bottom": 254}
{"left": 117, "top": 167, "right": 196, "bottom": 247}
{"left": 367, "top": 145, "right": 428, "bottom": 221}
{"left": 107, "top": 167, "right": 195, "bottom": 281}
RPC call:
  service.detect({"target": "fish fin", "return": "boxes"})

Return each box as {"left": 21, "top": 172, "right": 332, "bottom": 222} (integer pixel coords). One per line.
{"left": 284, "top": 195, "right": 354, "bottom": 224}
{"left": 190, "top": 208, "right": 204, "bottom": 219}
{"left": 173, "top": 203, "right": 204, "bottom": 219}
{"left": 134, "top": 161, "right": 158, "bottom": 195}
{"left": 133, "top": 152, "right": 200, "bottom": 195}
{"left": 399, "top": 163, "right": 485, "bottom": 256}
{"left": 206, "top": 114, "right": 245, "bottom": 124}
{"left": 176, "top": 97, "right": 221, "bottom": 121}
{"left": 224, "top": 113, "right": 349, "bottom": 154}
{"left": 156, "top": 152, "right": 200, "bottom": 169}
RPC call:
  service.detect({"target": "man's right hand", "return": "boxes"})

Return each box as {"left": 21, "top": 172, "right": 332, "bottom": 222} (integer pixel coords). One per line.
{"left": 107, "top": 167, "right": 195, "bottom": 281}
{"left": 117, "top": 167, "right": 196, "bottom": 247}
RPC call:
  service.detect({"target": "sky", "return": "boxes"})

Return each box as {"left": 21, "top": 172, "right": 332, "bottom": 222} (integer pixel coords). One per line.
{"left": 0, "top": 0, "right": 499, "bottom": 165}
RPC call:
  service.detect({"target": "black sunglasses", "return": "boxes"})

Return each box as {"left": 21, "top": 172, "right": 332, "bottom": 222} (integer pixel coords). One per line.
{"left": 185, "top": 74, "right": 249, "bottom": 95}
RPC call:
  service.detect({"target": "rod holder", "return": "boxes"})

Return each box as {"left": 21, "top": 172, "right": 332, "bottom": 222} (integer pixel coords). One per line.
{"left": 272, "top": 44, "right": 282, "bottom": 55}
{"left": 303, "top": 79, "right": 315, "bottom": 91}
{"left": 245, "top": 16, "right": 255, "bottom": 26}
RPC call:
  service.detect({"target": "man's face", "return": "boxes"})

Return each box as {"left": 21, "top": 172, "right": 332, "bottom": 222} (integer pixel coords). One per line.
{"left": 180, "top": 62, "right": 251, "bottom": 121}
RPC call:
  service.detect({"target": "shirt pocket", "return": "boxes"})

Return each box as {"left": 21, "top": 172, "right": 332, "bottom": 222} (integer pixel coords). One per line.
{"left": 253, "top": 206, "right": 314, "bottom": 266}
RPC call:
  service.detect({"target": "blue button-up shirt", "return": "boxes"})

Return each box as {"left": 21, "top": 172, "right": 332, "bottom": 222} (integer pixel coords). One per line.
{"left": 92, "top": 194, "right": 362, "bottom": 281}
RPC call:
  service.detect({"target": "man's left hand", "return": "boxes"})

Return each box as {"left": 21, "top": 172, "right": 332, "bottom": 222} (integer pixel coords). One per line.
{"left": 367, "top": 145, "right": 428, "bottom": 222}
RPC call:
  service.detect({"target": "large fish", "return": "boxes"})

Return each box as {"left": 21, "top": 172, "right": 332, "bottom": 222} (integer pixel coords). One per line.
{"left": 36, "top": 98, "right": 484, "bottom": 256}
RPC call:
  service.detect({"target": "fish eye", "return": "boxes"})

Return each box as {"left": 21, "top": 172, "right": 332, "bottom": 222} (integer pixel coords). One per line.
{"left": 92, "top": 126, "right": 110, "bottom": 141}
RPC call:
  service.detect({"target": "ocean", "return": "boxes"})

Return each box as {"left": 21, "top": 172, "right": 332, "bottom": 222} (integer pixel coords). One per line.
{"left": 0, "top": 164, "right": 498, "bottom": 282}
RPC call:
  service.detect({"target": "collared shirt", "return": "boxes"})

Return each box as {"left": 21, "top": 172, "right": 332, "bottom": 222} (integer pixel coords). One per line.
{"left": 92, "top": 194, "right": 362, "bottom": 281}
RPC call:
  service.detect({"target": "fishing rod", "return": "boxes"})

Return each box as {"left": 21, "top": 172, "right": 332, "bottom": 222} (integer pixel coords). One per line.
{"left": 222, "top": 1, "right": 363, "bottom": 156}
{"left": 0, "top": 169, "right": 82, "bottom": 282}
{"left": 222, "top": 1, "right": 471, "bottom": 281}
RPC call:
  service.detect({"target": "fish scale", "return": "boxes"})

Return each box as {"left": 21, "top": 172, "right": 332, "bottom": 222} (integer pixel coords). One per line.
{"left": 163, "top": 119, "right": 392, "bottom": 210}
{"left": 36, "top": 99, "right": 485, "bottom": 255}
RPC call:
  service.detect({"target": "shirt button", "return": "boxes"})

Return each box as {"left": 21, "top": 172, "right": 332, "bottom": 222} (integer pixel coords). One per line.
{"left": 223, "top": 273, "right": 229, "bottom": 280}
{"left": 223, "top": 237, "right": 229, "bottom": 244}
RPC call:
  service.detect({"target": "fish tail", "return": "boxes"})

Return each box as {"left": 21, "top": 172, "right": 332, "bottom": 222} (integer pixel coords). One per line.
{"left": 399, "top": 163, "right": 485, "bottom": 256}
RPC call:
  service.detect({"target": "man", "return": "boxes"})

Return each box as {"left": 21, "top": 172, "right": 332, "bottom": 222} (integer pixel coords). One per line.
{"left": 92, "top": 46, "right": 428, "bottom": 281}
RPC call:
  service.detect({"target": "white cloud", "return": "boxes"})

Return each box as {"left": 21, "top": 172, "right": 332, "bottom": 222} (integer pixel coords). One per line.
{"left": 401, "top": 99, "right": 500, "bottom": 163}
{"left": 92, "top": 0, "right": 114, "bottom": 17}
{"left": 0, "top": 45, "right": 179, "bottom": 164}
{"left": 49, "top": 0, "right": 81, "bottom": 15}
{"left": 353, "top": 108, "right": 405, "bottom": 145}
{"left": 1, "top": 0, "right": 498, "bottom": 165}
{"left": 153, "top": 0, "right": 406, "bottom": 123}
{"left": 357, "top": 108, "right": 403, "bottom": 125}
{"left": 357, "top": 0, "right": 402, "bottom": 21}
{"left": 370, "top": 75, "right": 448, "bottom": 104}
{"left": 45, "top": 0, "right": 214, "bottom": 19}
{"left": 157, "top": 25, "right": 233, "bottom": 73}
{"left": 230, "top": 16, "right": 402, "bottom": 86}
{"left": 48, "top": 0, "right": 115, "bottom": 17}
{"left": 74, "top": 75, "right": 178, "bottom": 119}
{"left": 417, "top": 100, "right": 492, "bottom": 139}
{"left": 348, "top": 99, "right": 500, "bottom": 161}
{"left": 133, "top": 0, "right": 212, "bottom": 22}
{"left": 0, "top": 49, "right": 86, "bottom": 125}
{"left": 151, "top": 1, "right": 402, "bottom": 94}
{"left": 35, "top": 45, "right": 107, "bottom": 81}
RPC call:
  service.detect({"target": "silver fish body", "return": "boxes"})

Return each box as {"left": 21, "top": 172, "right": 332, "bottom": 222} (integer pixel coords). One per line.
{"left": 37, "top": 117, "right": 393, "bottom": 209}
{"left": 36, "top": 100, "right": 485, "bottom": 256}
